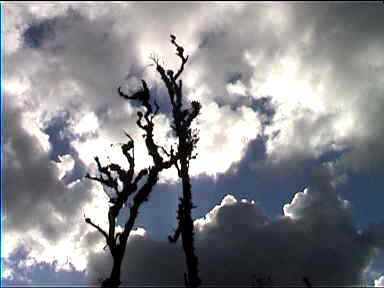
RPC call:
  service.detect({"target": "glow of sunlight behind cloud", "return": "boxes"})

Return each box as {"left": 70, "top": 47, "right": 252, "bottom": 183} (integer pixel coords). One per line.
{"left": 56, "top": 154, "right": 75, "bottom": 180}
{"left": 256, "top": 56, "right": 326, "bottom": 113}
{"left": 190, "top": 103, "right": 261, "bottom": 177}
{"left": 73, "top": 112, "right": 100, "bottom": 135}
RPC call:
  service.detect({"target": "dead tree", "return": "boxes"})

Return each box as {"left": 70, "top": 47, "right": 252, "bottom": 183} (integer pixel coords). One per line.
{"left": 85, "top": 79, "right": 178, "bottom": 288}
{"left": 153, "top": 35, "right": 202, "bottom": 288}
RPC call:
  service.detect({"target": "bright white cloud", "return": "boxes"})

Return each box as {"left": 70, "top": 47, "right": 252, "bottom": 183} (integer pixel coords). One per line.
{"left": 72, "top": 112, "right": 100, "bottom": 136}
{"left": 245, "top": 53, "right": 356, "bottom": 162}
{"left": 192, "top": 102, "right": 261, "bottom": 176}
{"left": 376, "top": 276, "right": 384, "bottom": 287}
{"left": 56, "top": 154, "right": 75, "bottom": 180}
{"left": 194, "top": 194, "right": 237, "bottom": 232}
{"left": 226, "top": 80, "right": 247, "bottom": 96}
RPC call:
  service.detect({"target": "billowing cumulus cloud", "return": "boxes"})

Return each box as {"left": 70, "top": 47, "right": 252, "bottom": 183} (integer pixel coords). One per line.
{"left": 86, "top": 167, "right": 384, "bottom": 286}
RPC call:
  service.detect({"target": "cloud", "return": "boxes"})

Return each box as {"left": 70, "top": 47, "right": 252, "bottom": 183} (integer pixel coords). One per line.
{"left": 4, "top": 3, "right": 266, "bottom": 181}
{"left": 190, "top": 102, "right": 262, "bottom": 176}
{"left": 3, "top": 94, "right": 120, "bottom": 275}
{"left": 4, "top": 2, "right": 384, "bottom": 285}
{"left": 183, "top": 2, "right": 384, "bottom": 172}
{"left": 2, "top": 246, "right": 86, "bottom": 286}
{"left": 86, "top": 166, "right": 383, "bottom": 286}
{"left": 376, "top": 276, "right": 384, "bottom": 287}
{"left": 3, "top": 97, "right": 91, "bottom": 240}
{"left": 6, "top": 3, "right": 384, "bottom": 175}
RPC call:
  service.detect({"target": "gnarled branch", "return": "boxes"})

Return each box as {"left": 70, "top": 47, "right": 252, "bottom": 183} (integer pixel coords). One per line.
{"left": 85, "top": 216, "right": 109, "bottom": 241}
{"left": 170, "top": 34, "right": 189, "bottom": 80}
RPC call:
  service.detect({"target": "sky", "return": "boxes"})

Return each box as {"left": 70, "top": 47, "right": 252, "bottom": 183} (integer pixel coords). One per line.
{"left": 2, "top": 2, "right": 384, "bottom": 286}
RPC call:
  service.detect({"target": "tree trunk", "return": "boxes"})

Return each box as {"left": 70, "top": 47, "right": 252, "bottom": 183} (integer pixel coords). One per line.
{"left": 180, "top": 159, "right": 201, "bottom": 288}
{"left": 101, "top": 168, "right": 159, "bottom": 288}
{"left": 102, "top": 254, "right": 123, "bottom": 288}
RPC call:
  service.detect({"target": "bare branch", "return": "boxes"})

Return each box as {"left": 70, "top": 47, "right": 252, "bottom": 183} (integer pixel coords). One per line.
{"left": 183, "top": 101, "right": 202, "bottom": 130}
{"left": 153, "top": 60, "right": 176, "bottom": 106}
{"left": 85, "top": 216, "right": 109, "bottom": 241}
{"left": 92, "top": 157, "right": 119, "bottom": 194}
{"left": 119, "top": 80, "right": 153, "bottom": 118}
{"left": 84, "top": 35, "right": 201, "bottom": 288}
{"left": 149, "top": 53, "right": 160, "bottom": 67}
{"left": 175, "top": 159, "right": 181, "bottom": 176}
{"left": 119, "top": 168, "right": 159, "bottom": 245}
{"left": 160, "top": 146, "right": 171, "bottom": 157}
{"left": 152, "top": 99, "right": 160, "bottom": 119}
{"left": 122, "top": 147, "right": 134, "bottom": 172}
{"left": 136, "top": 111, "right": 146, "bottom": 131}
{"left": 133, "top": 168, "right": 148, "bottom": 185}
{"left": 174, "top": 55, "right": 189, "bottom": 81}
{"left": 124, "top": 131, "right": 134, "bottom": 142}
{"left": 85, "top": 173, "right": 118, "bottom": 194}
{"left": 190, "top": 152, "right": 198, "bottom": 160}
{"left": 170, "top": 34, "right": 189, "bottom": 80}
{"left": 121, "top": 134, "right": 135, "bottom": 180}
{"left": 108, "top": 163, "right": 125, "bottom": 180}
{"left": 168, "top": 225, "right": 181, "bottom": 243}
{"left": 117, "top": 86, "right": 131, "bottom": 100}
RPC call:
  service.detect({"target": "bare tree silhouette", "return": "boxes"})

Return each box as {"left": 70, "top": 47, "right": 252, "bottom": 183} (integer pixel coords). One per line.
{"left": 85, "top": 76, "right": 178, "bottom": 287}
{"left": 152, "top": 35, "right": 202, "bottom": 288}
{"left": 84, "top": 35, "right": 201, "bottom": 288}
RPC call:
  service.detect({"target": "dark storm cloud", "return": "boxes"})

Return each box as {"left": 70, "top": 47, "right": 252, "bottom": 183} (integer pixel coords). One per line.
{"left": 87, "top": 167, "right": 384, "bottom": 286}
{"left": 127, "top": 181, "right": 180, "bottom": 239}
{"left": 4, "top": 97, "right": 93, "bottom": 241}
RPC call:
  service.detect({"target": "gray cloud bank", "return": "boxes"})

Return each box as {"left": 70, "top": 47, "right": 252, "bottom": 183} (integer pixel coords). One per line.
{"left": 87, "top": 167, "right": 384, "bottom": 286}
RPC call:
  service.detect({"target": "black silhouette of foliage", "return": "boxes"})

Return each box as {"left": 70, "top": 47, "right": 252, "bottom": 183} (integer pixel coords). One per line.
{"left": 152, "top": 35, "right": 202, "bottom": 288}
